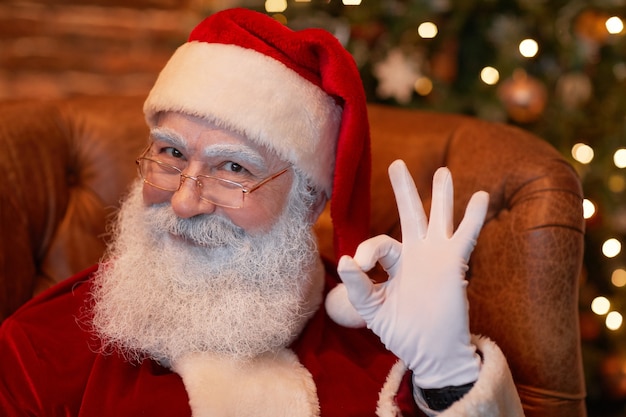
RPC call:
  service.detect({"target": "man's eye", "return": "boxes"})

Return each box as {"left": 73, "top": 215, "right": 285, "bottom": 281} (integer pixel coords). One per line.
{"left": 223, "top": 162, "right": 244, "bottom": 173}
{"left": 154, "top": 147, "right": 185, "bottom": 164}
{"left": 163, "top": 147, "right": 184, "bottom": 159}
{"left": 217, "top": 162, "right": 254, "bottom": 182}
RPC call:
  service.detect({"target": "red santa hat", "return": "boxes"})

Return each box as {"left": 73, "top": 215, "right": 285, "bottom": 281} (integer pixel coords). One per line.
{"left": 144, "top": 8, "right": 371, "bottom": 260}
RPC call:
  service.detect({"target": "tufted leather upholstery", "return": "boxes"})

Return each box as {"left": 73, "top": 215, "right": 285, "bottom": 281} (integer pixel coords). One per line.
{"left": 0, "top": 96, "right": 586, "bottom": 416}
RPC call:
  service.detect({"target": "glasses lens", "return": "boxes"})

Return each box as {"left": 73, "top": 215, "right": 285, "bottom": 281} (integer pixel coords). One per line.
{"left": 137, "top": 157, "right": 246, "bottom": 209}
{"left": 139, "top": 159, "right": 181, "bottom": 191}
{"left": 197, "top": 177, "right": 244, "bottom": 209}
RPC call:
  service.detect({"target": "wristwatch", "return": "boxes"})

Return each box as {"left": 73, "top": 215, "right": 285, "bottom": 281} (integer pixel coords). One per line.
{"left": 419, "top": 381, "right": 475, "bottom": 411}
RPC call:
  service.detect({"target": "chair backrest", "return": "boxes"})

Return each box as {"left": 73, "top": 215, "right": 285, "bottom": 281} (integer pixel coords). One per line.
{"left": 0, "top": 97, "right": 586, "bottom": 417}
{"left": 0, "top": 96, "right": 148, "bottom": 316}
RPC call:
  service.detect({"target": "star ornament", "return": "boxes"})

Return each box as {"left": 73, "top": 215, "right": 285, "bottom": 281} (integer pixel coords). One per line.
{"left": 373, "top": 48, "right": 421, "bottom": 104}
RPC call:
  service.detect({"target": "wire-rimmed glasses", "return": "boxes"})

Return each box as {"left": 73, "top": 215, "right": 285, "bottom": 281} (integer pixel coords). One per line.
{"left": 136, "top": 155, "right": 290, "bottom": 209}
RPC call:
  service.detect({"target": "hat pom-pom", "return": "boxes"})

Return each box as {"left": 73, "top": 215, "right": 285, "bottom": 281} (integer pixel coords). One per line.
{"left": 324, "top": 284, "right": 367, "bottom": 328}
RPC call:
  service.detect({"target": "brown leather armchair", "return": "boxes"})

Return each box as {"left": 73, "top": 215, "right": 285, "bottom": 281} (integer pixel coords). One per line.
{"left": 0, "top": 96, "right": 586, "bottom": 416}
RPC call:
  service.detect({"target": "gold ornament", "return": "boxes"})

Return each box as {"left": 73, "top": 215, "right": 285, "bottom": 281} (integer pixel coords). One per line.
{"left": 575, "top": 9, "right": 611, "bottom": 44}
{"left": 497, "top": 69, "right": 547, "bottom": 124}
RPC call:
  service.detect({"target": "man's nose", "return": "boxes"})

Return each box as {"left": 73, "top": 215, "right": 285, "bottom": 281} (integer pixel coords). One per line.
{"left": 170, "top": 176, "right": 217, "bottom": 218}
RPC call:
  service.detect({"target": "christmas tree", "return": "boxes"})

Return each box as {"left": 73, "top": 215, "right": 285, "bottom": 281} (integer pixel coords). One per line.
{"left": 240, "top": 0, "right": 626, "bottom": 414}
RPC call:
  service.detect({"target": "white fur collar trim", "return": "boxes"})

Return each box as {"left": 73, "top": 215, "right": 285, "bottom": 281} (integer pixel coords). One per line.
{"left": 173, "top": 348, "right": 319, "bottom": 417}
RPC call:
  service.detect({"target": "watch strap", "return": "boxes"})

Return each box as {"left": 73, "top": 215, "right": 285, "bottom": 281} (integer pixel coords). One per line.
{"left": 419, "top": 381, "right": 475, "bottom": 411}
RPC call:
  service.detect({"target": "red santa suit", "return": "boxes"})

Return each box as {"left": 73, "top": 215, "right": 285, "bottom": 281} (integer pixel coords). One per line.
{"left": 0, "top": 263, "right": 520, "bottom": 417}
{"left": 0, "top": 263, "right": 414, "bottom": 416}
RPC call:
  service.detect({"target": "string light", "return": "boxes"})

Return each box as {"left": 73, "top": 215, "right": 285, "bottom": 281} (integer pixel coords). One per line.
{"left": 480, "top": 66, "right": 499, "bottom": 85}
{"left": 265, "top": 0, "right": 287, "bottom": 13}
{"left": 583, "top": 199, "right": 596, "bottom": 219}
{"left": 612, "top": 269, "right": 626, "bottom": 288}
{"left": 606, "top": 16, "right": 624, "bottom": 34}
{"left": 614, "top": 148, "right": 626, "bottom": 168}
{"left": 414, "top": 76, "right": 433, "bottom": 96}
{"left": 603, "top": 238, "right": 622, "bottom": 258}
{"left": 589, "top": 294, "right": 622, "bottom": 331}
{"left": 592, "top": 296, "right": 611, "bottom": 315}
{"left": 418, "top": 22, "right": 438, "bottom": 39}
{"left": 571, "top": 143, "right": 594, "bottom": 164}
{"left": 606, "top": 311, "right": 623, "bottom": 331}
{"left": 519, "top": 39, "right": 539, "bottom": 58}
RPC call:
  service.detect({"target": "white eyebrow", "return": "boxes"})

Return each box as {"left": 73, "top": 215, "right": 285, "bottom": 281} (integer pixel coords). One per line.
{"left": 202, "top": 144, "right": 266, "bottom": 170}
{"left": 150, "top": 127, "right": 188, "bottom": 149}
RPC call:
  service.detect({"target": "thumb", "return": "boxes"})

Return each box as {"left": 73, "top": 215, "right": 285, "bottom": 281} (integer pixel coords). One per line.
{"left": 337, "top": 255, "right": 383, "bottom": 317}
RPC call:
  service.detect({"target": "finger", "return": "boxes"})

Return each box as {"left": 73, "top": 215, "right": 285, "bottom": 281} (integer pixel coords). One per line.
{"left": 388, "top": 160, "right": 428, "bottom": 240}
{"left": 428, "top": 167, "right": 454, "bottom": 239}
{"left": 353, "top": 235, "right": 402, "bottom": 273}
{"left": 454, "top": 190, "right": 489, "bottom": 256}
{"left": 337, "top": 255, "right": 379, "bottom": 309}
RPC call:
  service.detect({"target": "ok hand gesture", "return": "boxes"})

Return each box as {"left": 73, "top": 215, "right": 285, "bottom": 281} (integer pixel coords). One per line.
{"left": 335, "top": 160, "right": 489, "bottom": 388}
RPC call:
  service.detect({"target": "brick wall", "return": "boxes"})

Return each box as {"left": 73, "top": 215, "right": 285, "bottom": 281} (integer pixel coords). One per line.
{"left": 0, "top": 0, "right": 202, "bottom": 100}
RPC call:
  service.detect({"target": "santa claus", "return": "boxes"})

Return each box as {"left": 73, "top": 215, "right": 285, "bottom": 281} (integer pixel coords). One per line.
{"left": 0, "top": 8, "right": 523, "bottom": 417}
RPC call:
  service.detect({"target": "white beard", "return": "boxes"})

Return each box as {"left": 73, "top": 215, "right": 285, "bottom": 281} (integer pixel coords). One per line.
{"left": 89, "top": 180, "right": 324, "bottom": 364}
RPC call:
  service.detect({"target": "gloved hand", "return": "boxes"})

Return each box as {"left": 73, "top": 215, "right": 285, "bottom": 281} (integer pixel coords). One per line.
{"left": 336, "top": 160, "right": 489, "bottom": 389}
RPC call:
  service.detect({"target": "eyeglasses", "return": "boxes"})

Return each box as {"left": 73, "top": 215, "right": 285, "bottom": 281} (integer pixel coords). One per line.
{"left": 136, "top": 155, "right": 290, "bottom": 209}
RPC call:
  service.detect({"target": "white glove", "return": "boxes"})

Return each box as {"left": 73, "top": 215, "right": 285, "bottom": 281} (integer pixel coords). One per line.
{"left": 336, "top": 160, "right": 489, "bottom": 389}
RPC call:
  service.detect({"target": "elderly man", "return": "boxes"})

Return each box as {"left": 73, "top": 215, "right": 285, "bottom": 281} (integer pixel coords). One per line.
{"left": 0, "top": 8, "right": 523, "bottom": 417}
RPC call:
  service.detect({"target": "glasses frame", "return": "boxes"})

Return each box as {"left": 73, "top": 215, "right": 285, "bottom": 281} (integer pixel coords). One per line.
{"left": 135, "top": 148, "right": 290, "bottom": 209}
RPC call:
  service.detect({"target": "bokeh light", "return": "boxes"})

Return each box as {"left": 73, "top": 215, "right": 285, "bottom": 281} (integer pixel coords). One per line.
{"left": 592, "top": 296, "right": 611, "bottom": 315}
{"left": 583, "top": 199, "right": 596, "bottom": 219}
{"left": 603, "top": 238, "right": 622, "bottom": 258}
{"left": 414, "top": 76, "right": 433, "bottom": 96}
{"left": 612, "top": 269, "right": 626, "bottom": 288}
{"left": 265, "top": 0, "right": 287, "bottom": 13}
{"left": 606, "top": 311, "right": 623, "bottom": 330}
{"left": 418, "top": 22, "right": 438, "bottom": 39}
{"left": 572, "top": 143, "right": 594, "bottom": 164}
{"left": 606, "top": 16, "right": 624, "bottom": 34}
{"left": 519, "top": 39, "right": 539, "bottom": 58}
{"left": 480, "top": 66, "right": 500, "bottom": 85}
{"left": 614, "top": 148, "right": 626, "bottom": 168}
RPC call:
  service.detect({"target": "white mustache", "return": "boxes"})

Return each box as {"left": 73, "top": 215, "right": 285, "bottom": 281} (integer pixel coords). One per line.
{"left": 144, "top": 203, "right": 246, "bottom": 248}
